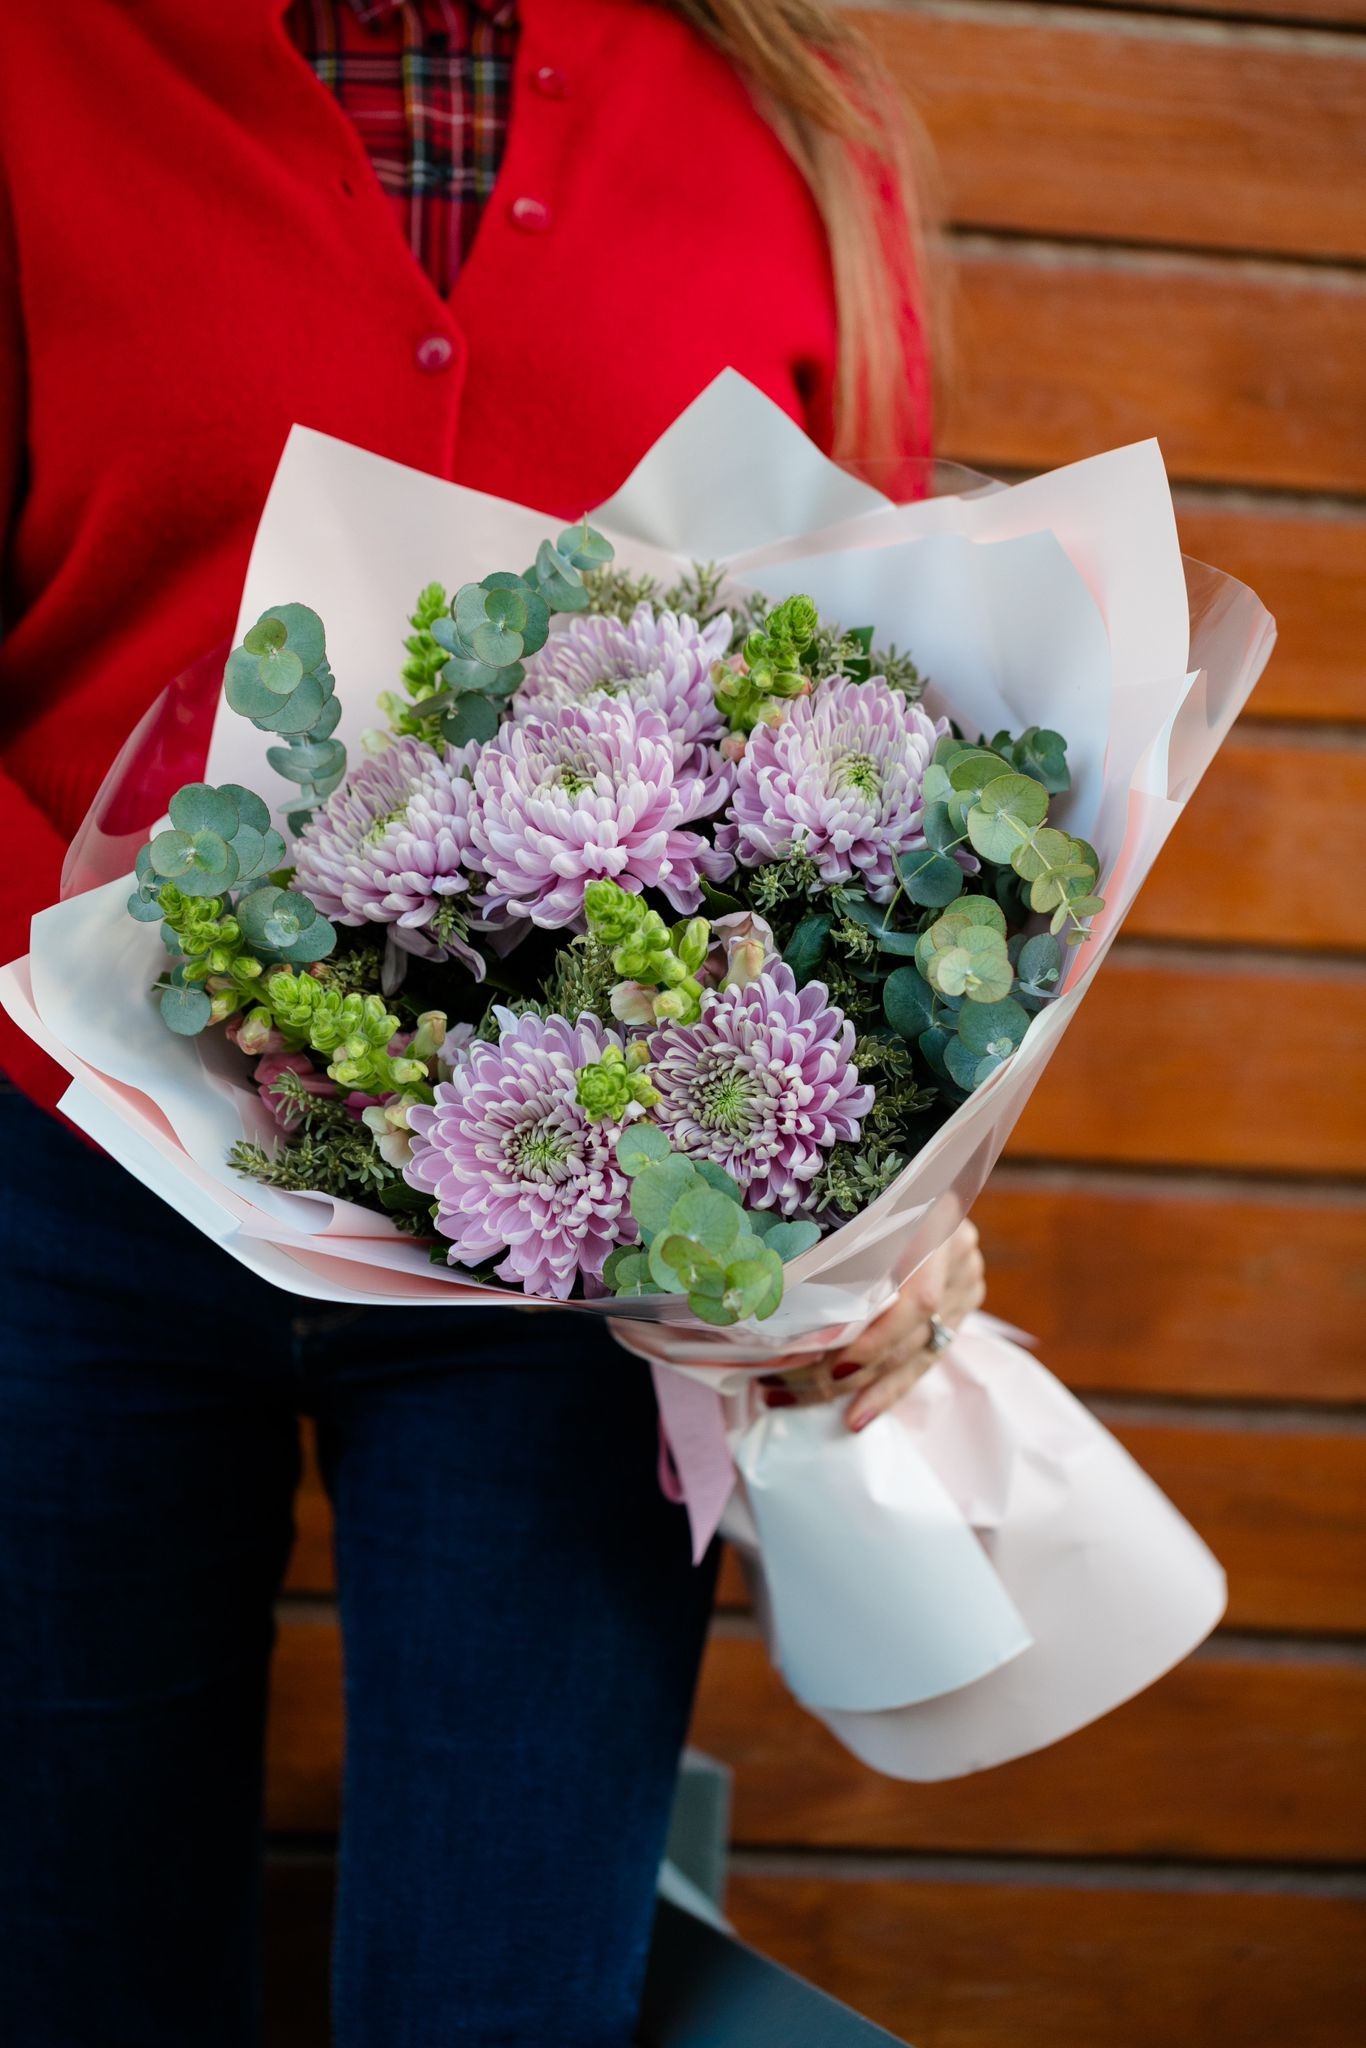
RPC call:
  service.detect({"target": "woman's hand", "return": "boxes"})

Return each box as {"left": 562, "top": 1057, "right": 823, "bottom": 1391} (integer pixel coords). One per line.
{"left": 758, "top": 1220, "right": 986, "bottom": 1431}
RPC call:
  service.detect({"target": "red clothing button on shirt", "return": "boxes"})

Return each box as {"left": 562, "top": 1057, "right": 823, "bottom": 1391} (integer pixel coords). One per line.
{"left": 510, "top": 195, "right": 552, "bottom": 233}
{"left": 415, "top": 334, "right": 455, "bottom": 373}
{"left": 533, "top": 65, "right": 571, "bottom": 97}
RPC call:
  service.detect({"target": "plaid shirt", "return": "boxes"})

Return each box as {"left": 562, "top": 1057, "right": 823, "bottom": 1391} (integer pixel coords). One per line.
{"left": 286, "top": 0, "right": 518, "bottom": 298}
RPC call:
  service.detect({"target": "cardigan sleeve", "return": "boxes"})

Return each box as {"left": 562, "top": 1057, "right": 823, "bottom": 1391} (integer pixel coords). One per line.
{"left": 0, "top": 177, "right": 77, "bottom": 1110}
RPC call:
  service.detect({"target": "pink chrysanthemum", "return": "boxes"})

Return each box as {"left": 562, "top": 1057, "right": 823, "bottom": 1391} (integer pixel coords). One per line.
{"left": 468, "top": 695, "right": 733, "bottom": 928}
{"left": 516, "top": 603, "right": 732, "bottom": 790}
{"left": 719, "top": 676, "right": 948, "bottom": 902}
{"left": 404, "top": 1009, "right": 638, "bottom": 1300}
{"left": 648, "top": 963, "right": 873, "bottom": 1215}
{"left": 292, "top": 735, "right": 481, "bottom": 970}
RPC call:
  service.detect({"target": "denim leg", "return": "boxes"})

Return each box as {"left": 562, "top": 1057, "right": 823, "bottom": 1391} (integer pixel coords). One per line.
{"left": 0, "top": 1090, "right": 300, "bottom": 2048}
{"left": 314, "top": 1310, "right": 719, "bottom": 2048}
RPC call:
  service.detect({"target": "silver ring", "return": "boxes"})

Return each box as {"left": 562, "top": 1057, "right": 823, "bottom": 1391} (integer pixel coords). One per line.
{"left": 926, "top": 1312, "right": 954, "bottom": 1356}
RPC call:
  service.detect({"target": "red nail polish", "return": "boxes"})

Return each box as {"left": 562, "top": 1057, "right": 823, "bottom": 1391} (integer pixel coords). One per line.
{"left": 831, "top": 1358, "right": 862, "bottom": 1380}
{"left": 765, "top": 1388, "right": 797, "bottom": 1408}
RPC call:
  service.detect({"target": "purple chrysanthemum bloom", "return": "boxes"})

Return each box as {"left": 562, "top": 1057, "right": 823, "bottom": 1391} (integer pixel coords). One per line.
{"left": 719, "top": 676, "right": 948, "bottom": 902}
{"left": 648, "top": 963, "right": 873, "bottom": 1215}
{"left": 517, "top": 603, "right": 732, "bottom": 791}
{"left": 292, "top": 735, "right": 482, "bottom": 973}
{"left": 404, "top": 1009, "right": 638, "bottom": 1300}
{"left": 468, "top": 695, "right": 733, "bottom": 929}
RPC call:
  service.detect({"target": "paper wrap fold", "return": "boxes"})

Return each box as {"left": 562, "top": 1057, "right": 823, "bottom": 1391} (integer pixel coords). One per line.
{"left": 0, "top": 372, "right": 1274, "bottom": 1779}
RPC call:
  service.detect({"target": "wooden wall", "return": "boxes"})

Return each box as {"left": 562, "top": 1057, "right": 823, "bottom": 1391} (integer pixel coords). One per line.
{"left": 263, "top": 4, "right": 1366, "bottom": 2040}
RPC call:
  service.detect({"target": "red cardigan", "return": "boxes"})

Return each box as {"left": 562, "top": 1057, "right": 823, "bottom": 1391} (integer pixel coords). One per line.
{"left": 0, "top": 0, "right": 930, "bottom": 1114}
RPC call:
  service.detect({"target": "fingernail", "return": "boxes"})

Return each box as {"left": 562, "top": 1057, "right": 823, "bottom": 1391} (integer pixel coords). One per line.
{"left": 764, "top": 1388, "right": 797, "bottom": 1408}
{"left": 847, "top": 1408, "right": 872, "bottom": 1431}
{"left": 831, "top": 1358, "right": 862, "bottom": 1380}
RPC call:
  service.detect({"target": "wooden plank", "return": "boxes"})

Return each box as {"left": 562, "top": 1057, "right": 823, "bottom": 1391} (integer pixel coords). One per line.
{"left": 1123, "top": 729, "right": 1366, "bottom": 950}
{"left": 978, "top": 1174, "right": 1366, "bottom": 1402}
{"left": 1111, "top": 1421, "right": 1366, "bottom": 1634}
{"left": 853, "top": 3, "right": 1366, "bottom": 261}
{"left": 726, "top": 1874, "right": 1366, "bottom": 2048}
{"left": 285, "top": 1426, "right": 332, "bottom": 1595}
{"left": 1175, "top": 500, "right": 1366, "bottom": 724}
{"left": 942, "top": 242, "right": 1366, "bottom": 494}
{"left": 689, "top": 1636, "right": 1366, "bottom": 1861}
{"left": 264, "top": 1622, "right": 1366, "bottom": 1861}
{"left": 1006, "top": 953, "right": 1366, "bottom": 1175}
{"left": 990, "top": 0, "right": 1366, "bottom": 27}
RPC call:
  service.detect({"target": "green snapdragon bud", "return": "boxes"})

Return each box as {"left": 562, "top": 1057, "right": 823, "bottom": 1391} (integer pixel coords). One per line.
{"left": 574, "top": 1044, "right": 662, "bottom": 1122}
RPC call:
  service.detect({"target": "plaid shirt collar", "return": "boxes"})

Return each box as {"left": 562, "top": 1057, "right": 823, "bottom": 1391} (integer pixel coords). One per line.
{"left": 345, "top": 0, "right": 515, "bottom": 20}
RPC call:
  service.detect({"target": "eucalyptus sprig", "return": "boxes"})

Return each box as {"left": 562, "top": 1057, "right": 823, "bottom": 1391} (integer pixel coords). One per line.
{"left": 389, "top": 521, "right": 616, "bottom": 747}
{"left": 604, "top": 1125, "right": 819, "bottom": 1326}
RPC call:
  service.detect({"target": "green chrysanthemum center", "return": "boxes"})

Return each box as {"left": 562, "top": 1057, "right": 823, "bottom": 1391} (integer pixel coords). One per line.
{"left": 511, "top": 1121, "right": 571, "bottom": 1176}
{"left": 834, "top": 751, "right": 881, "bottom": 798}
{"left": 697, "top": 1063, "right": 755, "bottom": 1137}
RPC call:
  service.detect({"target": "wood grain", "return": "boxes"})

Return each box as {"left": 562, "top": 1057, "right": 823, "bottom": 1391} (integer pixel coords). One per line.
{"left": 689, "top": 1636, "right": 1366, "bottom": 1862}
{"left": 853, "top": 3, "right": 1366, "bottom": 261}
{"left": 1175, "top": 500, "right": 1366, "bottom": 724}
{"left": 1006, "top": 953, "right": 1366, "bottom": 1174}
{"left": 943, "top": 242, "right": 1366, "bottom": 494}
{"left": 726, "top": 1873, "right": 1366, "bottom": 2048}
{"left": 978, "top": 1174, "right": 1366, "bottom": 1401}
{"left": 263, "top": 1622, "right": 1366, "bottom": 1862}
{"left": 1123, "top": 728, "right": 1366, "bottom": 950}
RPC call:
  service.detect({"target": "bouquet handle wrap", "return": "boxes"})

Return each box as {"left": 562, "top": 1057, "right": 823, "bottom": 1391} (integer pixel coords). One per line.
{"left": 636, "top": 1313, "right": 1226, "bottom": 1779}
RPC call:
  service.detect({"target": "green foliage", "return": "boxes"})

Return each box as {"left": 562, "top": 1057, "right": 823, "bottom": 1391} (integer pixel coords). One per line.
{"left": 714, "top": 594, "right": 820, "bottom": 735}
{"left": 388, "top": 522, "right": 615, "bottom": 747}
{"left": 574, "top": 1042, "right": 661, "bottom": 1121}
{"left": 583, "top": 880, "right": 710, "bottom": 1026}
{"left": 223, "top": 604, "right": 343, "bottom": 833}
{"left": 229, "top": 1084, "right": 421, "bottom": 1219}
{"left": 606, "top": 1128, "right": 818, "bottom": 1325}
{"left": 243, "top": 971, "right": 425, "bottom": 1094}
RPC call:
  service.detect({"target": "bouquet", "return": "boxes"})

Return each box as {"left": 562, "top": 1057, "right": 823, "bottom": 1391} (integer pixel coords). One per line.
{"left": 1, "top": 373, "right": 1276, "bottom": 1779}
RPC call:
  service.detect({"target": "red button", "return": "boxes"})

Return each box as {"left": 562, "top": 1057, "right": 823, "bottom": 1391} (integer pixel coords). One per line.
{"left": 533, "top": 64, "right": 571, "bottom": 98}
{"left": 415, "top": 334, "right": 454, "bottom": 373}
{"left": 509, "top": 195, "right": 552, "bottom": 234}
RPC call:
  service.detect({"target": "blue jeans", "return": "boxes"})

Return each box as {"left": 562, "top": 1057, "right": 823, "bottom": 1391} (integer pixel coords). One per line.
{"left": 0, "top": 1085, "right": 718, "bottom": 2047}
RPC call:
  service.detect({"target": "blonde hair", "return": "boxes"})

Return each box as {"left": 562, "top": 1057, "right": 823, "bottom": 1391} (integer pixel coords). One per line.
{"left": 662, "top": 0, "right": 942, "bottom": 469}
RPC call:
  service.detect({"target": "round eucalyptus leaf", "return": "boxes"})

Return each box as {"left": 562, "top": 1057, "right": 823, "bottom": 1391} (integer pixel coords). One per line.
{"left": 630, "top": 1158, "right": 697, "bottom": 1239}
{"left": 667, "top": 1188, "right": 746, "bottom": 1259}
{"left": 1017, "top": 932, "right": 1062, "bottom": 993}
{"left": 224, "top": 647, "right": 285, "bottom": 722}
{"left": 169, "top": 783, "right": 240, "bottom": 839}
{"left": 159, "top": 984, "right": 213, "bottom": 1036}
{"left": 1011, "top": 824, "right": 1074, "bottom": 886}
{"left": 761, "top": 1219, "right": 821, "bottom": 1263}
{"left": 243, "top": 615, "right": 287, "bottom": 656}
{"left": 219, "top": 784, "right": 271, "bottom": 833}
{"left": 557, "top": 522, "right": 613, "bottom": 571}
{"left": 783, "top": 911, "right": 832, "bottom": 984}
{"left": 957, "top": 995, "right": 1029, "bottom": 1057}
{"left": 967, "top": 774, "right": 1049, "bottom": 863}
{"left": 947, "top": 748, "right": 1009, "bottom": 796}
{"left": 470, "top": 619, "right": 525, "bottom": 668}
{"left": 147, "top": 828, "right": 197, "bottom": 880}
{"left": 262, "top": 603, "right": 325, "bottom": 674}
{"left": 898, "top": 847, "right": 963, "bottom": 908}
{"left": 617, "top": 1124, "right": 673, "bottom": 1175}
{"left": 691, "top": 1160, "right": 744, "bottom": 1203}
{"left": 441, "top": 694, "right": 501, "bottom": 748}
{"left": 264, "top": 672, "right": 327, "bottom": 735}
{"left": 126, "top": 889, "right": 165, "bottom": 923}
{"left": 883, "top": 964, "right": 935, "bottom": 1039}
{"left": 944, "top": 1034, "right": 997, "bottom": 1093}
{"left": 256, "top": 645, "right": 304, "bottom": 698}
{"left": 276, "top": 913, "right": 336, "bottom": 966}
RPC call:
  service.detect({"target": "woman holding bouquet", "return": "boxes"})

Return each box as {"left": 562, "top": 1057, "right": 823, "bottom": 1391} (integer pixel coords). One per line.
{"left": 0, "top": 3, "right": 982, "bottom": 2042}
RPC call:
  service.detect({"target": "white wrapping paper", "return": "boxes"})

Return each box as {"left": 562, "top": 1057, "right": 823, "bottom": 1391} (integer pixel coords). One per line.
{"left": 0, "top": 371, "right": 1275, "bottom": 1778}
